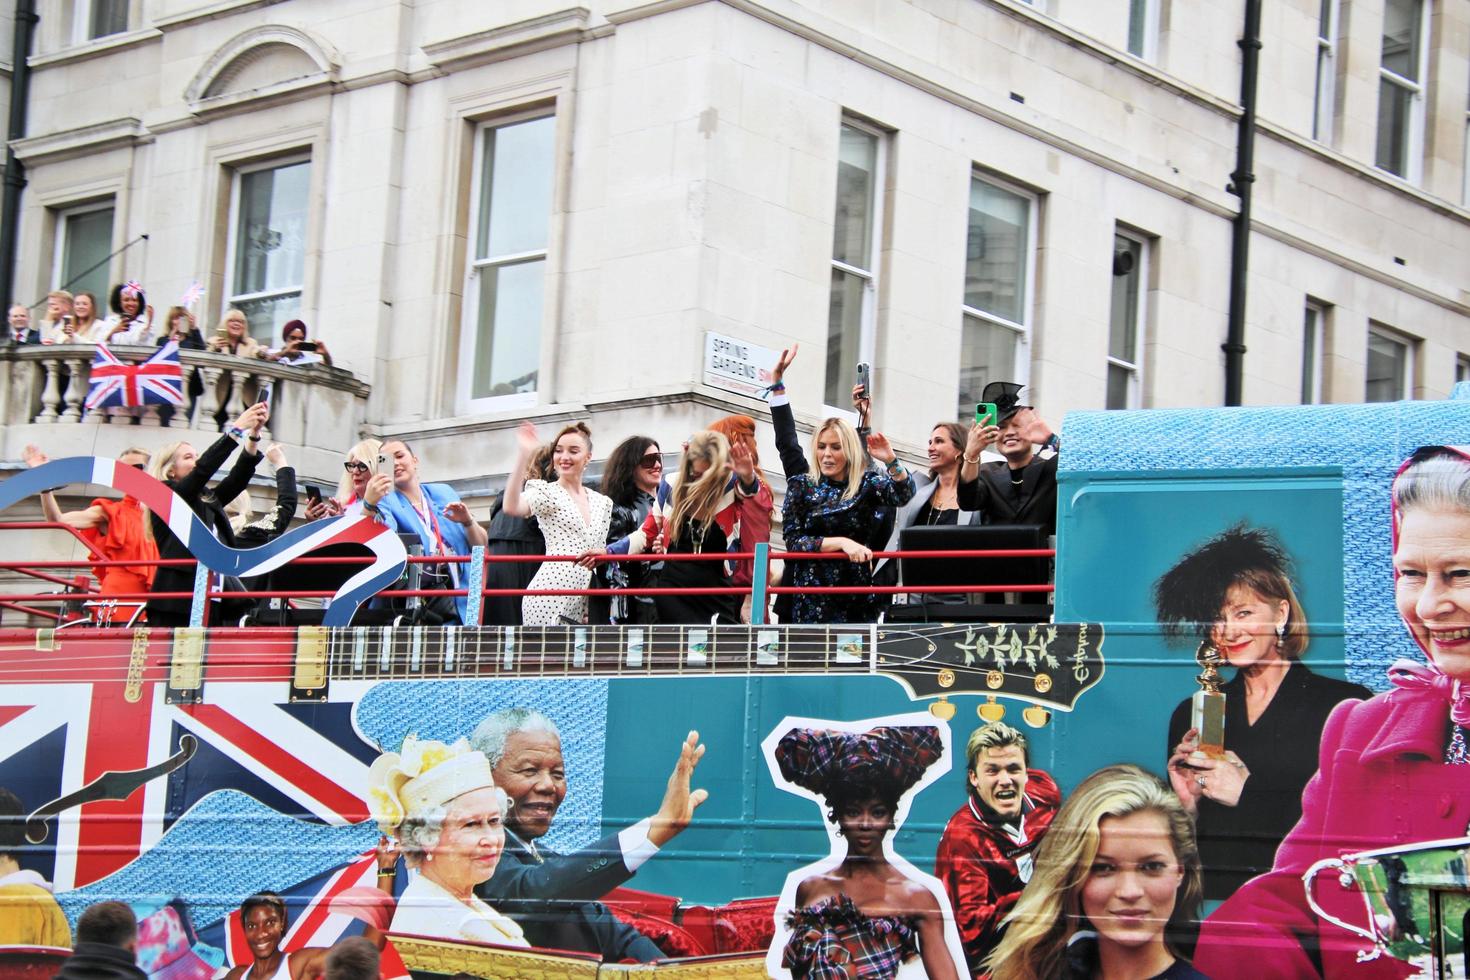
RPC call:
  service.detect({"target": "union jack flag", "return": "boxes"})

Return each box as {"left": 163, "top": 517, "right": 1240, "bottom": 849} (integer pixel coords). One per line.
{"left": 0, "top": 631, "right": 383, "bottom": 891}
{"left": 199, "top": 852, "right": 409, "bottom": 980}
{"left": 86, "top": 341, "right": 184, "bottom": 410}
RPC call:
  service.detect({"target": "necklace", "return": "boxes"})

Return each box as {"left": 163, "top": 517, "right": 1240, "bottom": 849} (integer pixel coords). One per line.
{"left": 689, "top": 519, "right": 709, "bottom": 555}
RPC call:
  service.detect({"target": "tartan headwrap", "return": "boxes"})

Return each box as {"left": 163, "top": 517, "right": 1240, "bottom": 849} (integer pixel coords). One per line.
{"left": 774, "top": 726, "right": 943, "bottom": 800}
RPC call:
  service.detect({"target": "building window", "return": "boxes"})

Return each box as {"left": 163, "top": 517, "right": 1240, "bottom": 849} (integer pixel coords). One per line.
{"left": 826, "top": 120, "right": 885, "bottom": 411}
{"left": 960, "top": 175, "right": 1035, "bottom": 420}
{"left": 1376, "top": 0, "right": 1428, "bottom": 180}
{"left": 1365, "top": 325, "right": 1415, "bottom": 402}
{"left": 463, "top": 115, "right": 555, "bottom": 405}
{"left": 1456, "top": 354, "right": 1470, "bottom": 386}
{"left": 1463, "top": 72, "right": 1470, "bottom": 207}
{"left": 1313, "top": 0, "right": 1340, "bottom": 142}
{"left": 226, "top": 158, "right": 310, "bottom": 341}
{"left": 1127, "top": 0, "right": 1158, "bottom": 59}
{"left": 1301, "top": 301, "right": 1327, "bottom": 404}
{"left": 1106, "top": 232, "right": 1147, "bottom": 410}
{"left": 79, "top": 0, "right": 128, "bottom": 41}
{"left": 52, "top": 203, "right": 114, "bottom": 302}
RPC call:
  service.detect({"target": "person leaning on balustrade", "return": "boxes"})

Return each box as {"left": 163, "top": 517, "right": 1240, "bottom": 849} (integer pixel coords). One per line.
{"left": 144, "top": 401, "right": 270, "bottom": 627}
{"left": 37, "top": 290, "right": 72, "bottom": 344}
{"left": 102, "top": 281, "right": 153, "bottom": 345}
{"left": 22, "top": 443, "right": 159, "bottom": 614}
{"left": 260, "top": 319, "right": 333, "bottom": 367}
{"left": 71, "top": 291, "right": 105, "bottom": 342}
{"left": 206, "top": 308, "right": 265, "bottom": 359}
{"left": 8, "top": 303, "right": 39, "bottom": 344}
{"left": 157, "top": 307, "right": 206, "bottom": 350}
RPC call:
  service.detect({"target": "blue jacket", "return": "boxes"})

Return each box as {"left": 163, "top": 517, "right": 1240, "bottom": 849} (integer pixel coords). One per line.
{"left": 376, "top": 482, "right": 473, "bottom": 623}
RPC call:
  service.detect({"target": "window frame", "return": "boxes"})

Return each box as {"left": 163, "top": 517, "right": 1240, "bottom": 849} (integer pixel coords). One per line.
{"left": 50, "top": 200, "right": 116, "bottom": 297}
{"left": 457, "top": 110, "right": 557, "bottom": 414}
{"left": 74, "top": 0, "right": 129, "bottom": 44}
{"left": 1365, "top": 323, "right": 1417, "bottom": 402}
{"left": 824, "top": 116, "right": 888, "bottom": 417}
{"left": 1106, "top": 230, "right": 1149, "bottom": 410}
{"left": 1312, "top": 0, "right": 1341, "bottom": 143}
{"left": 1375, "top": 0, "right": 1430, "bottom": 182}
{"left": 1301, "top": 300, "right": 1328, "bottom": 404}
{"left": 222, "top": 153, "right": 312, "bottom": 342}
{"left": 1455, "top": 353, "right": 1470, "bottom": 387}
{"left": 1126, "top": 0, "right": 1159, "bottom": 61}
{"left": 959, "top": 171, "right": 1038, "bottom": 419}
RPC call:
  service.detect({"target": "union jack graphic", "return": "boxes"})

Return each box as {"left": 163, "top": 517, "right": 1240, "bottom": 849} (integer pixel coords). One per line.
{"left": 0, "top": 632, "right": 383, "bottom": 891}
{"left": 199, "top": 852, "right": 409, "bottom": 979}
{"left": 86, "top": 341, "right": 184, "bottom": 410}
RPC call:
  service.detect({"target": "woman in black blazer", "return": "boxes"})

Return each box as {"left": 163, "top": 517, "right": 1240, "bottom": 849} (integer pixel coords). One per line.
{"left": 145, "top": 402, "right": 270, "bottom": 626}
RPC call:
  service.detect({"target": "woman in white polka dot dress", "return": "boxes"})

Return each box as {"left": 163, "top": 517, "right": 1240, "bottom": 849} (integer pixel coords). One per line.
{"left": 502, "top": 420, "right": 613, "bottom": 625}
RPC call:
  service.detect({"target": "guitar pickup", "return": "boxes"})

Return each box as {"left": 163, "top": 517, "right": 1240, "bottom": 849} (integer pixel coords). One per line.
{"left": 290, "top": 626, "right": 329, "bottom": 702}
{"left": 165, "top": 628, "right": 206, "bottom": 705}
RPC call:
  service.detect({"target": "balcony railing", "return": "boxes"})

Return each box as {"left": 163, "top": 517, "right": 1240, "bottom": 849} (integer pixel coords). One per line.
{"left": 0, "top": 342, "right": 370, "bottom": 447}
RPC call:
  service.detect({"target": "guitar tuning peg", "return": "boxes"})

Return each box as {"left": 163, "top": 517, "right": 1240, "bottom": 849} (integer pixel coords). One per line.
{"left": 978, "top": 696, "right": 1006, "bottom": 723}
{"left": 1022, "top": 705, "right": 1051, "bottom": 728}
{"left": 928, "top": 697, "right": 956, "bottom": 721}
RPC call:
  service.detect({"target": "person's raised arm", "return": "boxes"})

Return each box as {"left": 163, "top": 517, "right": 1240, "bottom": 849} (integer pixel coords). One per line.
{"left": 501, "top": 421, "right": 540, "bottom": 518}
{"left": 212, "top": 403, "right": 269, "bottom": 504}
{"left": 646, "top": 730, "right": 709, "bottom": 847}
{"left": 22, "top": 445, "right": 106, "bottom": 529}
{"left": 768, "top": 345, "right": 809, "bottom": 479}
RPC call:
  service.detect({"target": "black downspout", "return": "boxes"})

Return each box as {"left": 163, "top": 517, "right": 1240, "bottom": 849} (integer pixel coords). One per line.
{"left": 0, "top": 0, "right": 36, "bottom": 309}
{"left": 1223, "top": 0, "right": 1261, "bottom": 407}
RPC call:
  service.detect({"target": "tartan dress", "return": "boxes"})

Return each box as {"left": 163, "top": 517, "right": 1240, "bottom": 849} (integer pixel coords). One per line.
{"left": 783, "top": 895, "right": 920, "bottom": 979}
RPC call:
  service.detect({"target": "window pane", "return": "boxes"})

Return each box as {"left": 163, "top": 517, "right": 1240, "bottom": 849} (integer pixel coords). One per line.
{"left": 959, "top": 315, "right": 1019, "bottom": 421}
{"left": 471, "top": 259, "right": 543, "bottom": 399}
{"left": 234, "top": 293, "right": 301, "bottom": 342}
{"left": 1108, "top": 235, "right": 1142, "bottom": 363}
{"left": 1457, "top": 355, "right": 1470, "bottom": 385}
{"left": 1313, "top": 46, "right": 1332, "bottom": 140}
{"left": 1365, "top": 331, "right": 1407, "bottom": 402}
{"left": 233, "top": 163, "right": 309, "bottom": 297}
{"left": 832, "top": 125, "right": 877, "bottom": 269}
{"left": 1375, "top": 78, "right": 1412, "bottom": 175}
{"left": 1381, "top": 0, "right": 1421, "bottom": 81}
{"left": 477, "top": 117, "right": 555, "bottom": 260}
{"left": 1318, "top": 0, "right": 1333, "bottom": 39}
{"left": 89, "top": 0, "right": 128, "bottom": 39}
{"left": 1106, "top": 363, "right": 1133, "bottom": 410}
{"left": 1127, "top": 0, "right": 1149, "bottom": 56}
{"left": 60, "top": 207, "right": 113, "bottom": 302}
{"left": 825, "top": 267, "right": 866, "bottom": 407}
{"left": 1301, "top": 307, "right": 1321, "bottom": 404}
{"left": 966, "top": 180, "right": 1029, "bottom": 324}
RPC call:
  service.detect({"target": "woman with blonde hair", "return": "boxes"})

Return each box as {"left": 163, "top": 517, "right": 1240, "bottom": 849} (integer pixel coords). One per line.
{"left": 206, "top": 308, "right": 264, "bottom": 358}
{"left": 305, "top": 438, "right": 382, "bottom": 519}
{"left": 616, "top": 429, "right": 770, "bottom": 624}
{"left": 988, "top": 765, "right": 1206, "bottom": 980}
{"left": 768, "top": 344, "right": 913, "bottom": 623}
{"left": 503, "top": 420, "right": 612, "bottom": 625}
{"left": 144, "top": 402, "right": 269, "bottom": 626}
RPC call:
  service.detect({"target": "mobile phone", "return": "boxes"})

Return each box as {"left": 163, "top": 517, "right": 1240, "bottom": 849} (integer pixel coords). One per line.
{"left": 374, "top": 454, "right": 389, "bottom": 478}
{"left": 295, "top": 341, "right": 318, "bottom": 353}
{"left": 975, "top": 402, "right": 998, "bottom": 427}
{"left": 257, "top": 382, "right": 274, "bottom": 411}
{"left": 855, "top": 361, "right": 872, "bottom": 400}
{"left": 304, "top": 485, "right": 323, "bottom": 504}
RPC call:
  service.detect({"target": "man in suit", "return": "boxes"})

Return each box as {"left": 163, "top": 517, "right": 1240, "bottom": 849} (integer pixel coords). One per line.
{"left": 470, "top": 707, "right": 707, "bottom": 962}
{"left": 958, "top": 381, "right": 1061, "bottom": 537}
{"left": 7, "top": 304, "right": 39, "bottom": 344}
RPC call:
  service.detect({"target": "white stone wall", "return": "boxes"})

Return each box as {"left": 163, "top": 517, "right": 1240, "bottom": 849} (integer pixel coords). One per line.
{"left": 0, "top": 0, "right": 1464, "bottom": 496}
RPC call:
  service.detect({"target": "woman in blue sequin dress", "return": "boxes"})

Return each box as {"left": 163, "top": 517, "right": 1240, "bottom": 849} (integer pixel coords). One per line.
{"left": 768, "top": 345, "right": 914, "bottom": 624}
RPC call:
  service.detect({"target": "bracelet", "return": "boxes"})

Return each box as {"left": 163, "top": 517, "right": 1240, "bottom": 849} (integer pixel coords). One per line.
{"left": 962, "top": 453, "right": 981, "bottom": 464}
{"left": 885, "top": 460, "right": 903, "bottom": 474}
{"left": 226, "top": 425, "right": 246, "bottom": 441}
{"left": 246, "top": 434, "right": 262, "bottom": 442}
{"left": 376, "top": 868, "right": 396, "bottom": 878}
{"left": 363, "top": 501, "right": 381, "bottom": 515}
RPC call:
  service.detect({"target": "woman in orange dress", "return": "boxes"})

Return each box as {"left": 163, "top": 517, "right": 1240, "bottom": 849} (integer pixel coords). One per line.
{"left": 24, "top": 444, "right": 159, "bottom": 617}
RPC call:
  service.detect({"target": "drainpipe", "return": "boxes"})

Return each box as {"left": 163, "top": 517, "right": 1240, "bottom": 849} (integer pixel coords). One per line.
{"left": 0, "top": 0, "right": 37, "bottom": 308}
{"left": 1222, "top": 0, "right": 1261, "bottom": 407}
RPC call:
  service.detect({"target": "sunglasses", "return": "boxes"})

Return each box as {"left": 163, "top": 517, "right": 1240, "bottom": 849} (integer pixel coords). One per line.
{"left": 343, "top": 461, "right": 370, "bottom": 474}
{"left": 130, "top": 463, "right": 146, "bottom": 471}
{"left": 638, "top": 454, "right": 663, "bottom": 469}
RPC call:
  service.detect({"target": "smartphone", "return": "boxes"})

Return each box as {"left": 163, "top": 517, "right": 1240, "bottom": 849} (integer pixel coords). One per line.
{"left": 257, "top": 382, "right": 274, "bottom": 411}
{"left": 855, "top": 361, "right": 872, "bottom": 400}
{"left": 295, "top": 341, "right": 318, "bottom": 353}
{"left": 304, "top": 485, "right": 323, "bottom": 505}
{"left": 975, "top": 402, "right": 998, "bottom": 427}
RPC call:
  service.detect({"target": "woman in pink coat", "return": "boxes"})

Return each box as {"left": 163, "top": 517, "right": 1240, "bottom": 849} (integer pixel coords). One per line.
{"left": 1193, "top": 446, "right": 1470, "bottom": 979}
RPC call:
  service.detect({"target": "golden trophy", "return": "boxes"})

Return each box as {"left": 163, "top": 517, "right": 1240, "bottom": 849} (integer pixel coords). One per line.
{"left": 1191, "top": 639, "right": 1227, "bottom": 759}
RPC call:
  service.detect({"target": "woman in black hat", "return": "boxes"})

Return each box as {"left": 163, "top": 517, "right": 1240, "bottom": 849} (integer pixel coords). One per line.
{"left": 774, "top": 725, "right": 961, "bottom": 980}
{"left": 1154, "top": 524, "right": 1367, "bottom": 901}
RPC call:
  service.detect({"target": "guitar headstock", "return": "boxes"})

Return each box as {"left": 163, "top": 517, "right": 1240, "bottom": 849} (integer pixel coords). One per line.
{"left": 875, "top": 622, "right": 1105, "bottom": 711}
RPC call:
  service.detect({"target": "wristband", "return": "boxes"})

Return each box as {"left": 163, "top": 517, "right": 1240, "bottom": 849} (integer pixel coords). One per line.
{"left": 1044, "top": 434, "right": 1061, "bottom": 451}
{"left": 226, "top": 425, "right": 246, "bottom": 441}
{"left": 885, "top": 460, "right": 904, "bottom": 475}
{"left": 376, "top": 868, "right": 396, "bottom": 878}
{"left": 363, "top": 501, "right": 380, "bottom": 515}
{"left": 962, "top": 453, "right": 981, "bottom": 465}
{"left": 246, "top": 434, "right": 262, "bottom": 442}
